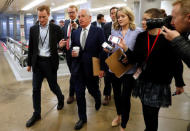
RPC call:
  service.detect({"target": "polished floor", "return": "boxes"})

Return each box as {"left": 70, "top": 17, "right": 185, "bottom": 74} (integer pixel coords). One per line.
{"left": 0, "top": 45, "right": 190, "bottom": 131}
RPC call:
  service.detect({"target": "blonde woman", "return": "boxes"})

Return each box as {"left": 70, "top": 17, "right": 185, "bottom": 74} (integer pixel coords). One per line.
{"left": 104, "top": 7, "right": 142, "bottom": 131}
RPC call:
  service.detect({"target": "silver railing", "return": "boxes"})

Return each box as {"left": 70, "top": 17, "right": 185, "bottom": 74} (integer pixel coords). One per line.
{"left": 5, "top": 37, "right": 28, "bottom": 67}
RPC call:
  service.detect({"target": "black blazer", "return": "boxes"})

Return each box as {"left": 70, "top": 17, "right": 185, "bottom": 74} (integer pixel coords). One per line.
{"left": 71, "top": 25, "right": 106, "bottom": 76}
{"left": 103, "top": 22, "right": 112, "bottom": 43}
{"left": 27, "top": 23, "right": 63, "bottom": 73}
{"left": 91, "top": 21, "right": 105, "bottom": 28}
{"left": 61, "top": 19, "right": 79, "bottom": 54}
{"left": 62, "top": 19, "right": 79, "bottom": 39}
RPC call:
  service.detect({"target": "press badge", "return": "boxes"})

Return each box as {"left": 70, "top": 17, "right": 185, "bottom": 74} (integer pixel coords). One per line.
{"left": 133, "top": 67, "right": 142, "bottom": 80}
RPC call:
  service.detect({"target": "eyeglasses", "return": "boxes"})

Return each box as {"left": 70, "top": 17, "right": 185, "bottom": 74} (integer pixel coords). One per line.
{"left": 68, "top": 11, "right": 76, "bottom": 14}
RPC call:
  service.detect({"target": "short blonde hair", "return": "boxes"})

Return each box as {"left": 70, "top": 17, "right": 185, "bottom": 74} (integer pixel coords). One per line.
{"left": 68, "top": 5, "right": 78, "bottom": 12}
{"left": 113, "top": 7, "right": 136, "bottom": 30}
{"left": 37, "top": 5, "right": 50, "bottom": 14}
{"left": 173, "top": 0, "right": 190, "bottom": 16}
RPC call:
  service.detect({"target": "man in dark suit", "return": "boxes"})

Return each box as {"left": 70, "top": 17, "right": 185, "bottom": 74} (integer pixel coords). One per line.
{"left": 91, "top": 14, "right": 105, "bottom": 28}
{"left": 71, "top": 9, "right": 105, "bottom": 130}
{"left": 26, "top": 5, "right": 64, "bottom": 127}
{"left": 102, "top": 7, "right": 118, "bottom": 106}
{"left": 59, "top": 5, "right": 79, "bottom": 104}
{"left": 59, "top": 20, "right": 65, "bottom": 29}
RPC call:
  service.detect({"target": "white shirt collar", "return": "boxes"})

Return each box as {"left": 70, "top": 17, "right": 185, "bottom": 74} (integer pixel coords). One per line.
{"left": 82, "top": 24, "right": 91, "bottom": 31}
{"left": 39, "top": 22, "right": 49, "bottom": 28}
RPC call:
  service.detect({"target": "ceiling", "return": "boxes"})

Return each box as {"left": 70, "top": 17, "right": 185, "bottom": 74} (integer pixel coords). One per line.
{"left": 0, "top": 0, "right": 175, "bottom": 15}
{"left": 0, "top": 0, "right": 130, "bottom": 14}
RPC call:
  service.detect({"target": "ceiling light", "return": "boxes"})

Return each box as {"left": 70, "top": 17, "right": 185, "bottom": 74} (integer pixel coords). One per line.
{"left": 21, "top": 0, "right": 46, "bottom": 11}
{"left": 52, "top": 0, "right": 87, "bottom": 12}
{"left": 90, "top": 4, "right": 127, "bottom": 12}
{"left": 51, "top": 2, "right": 55, "bottom": 6}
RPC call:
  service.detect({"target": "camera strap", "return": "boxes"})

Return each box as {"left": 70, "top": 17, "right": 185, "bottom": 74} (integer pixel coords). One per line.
{"left": 146, "top": 29, "right": 161, "bottom": 61}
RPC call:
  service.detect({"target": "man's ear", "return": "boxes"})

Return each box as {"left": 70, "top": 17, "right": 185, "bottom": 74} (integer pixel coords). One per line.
{"left": 187, "top": 13, "right": 190, "bottom": 22}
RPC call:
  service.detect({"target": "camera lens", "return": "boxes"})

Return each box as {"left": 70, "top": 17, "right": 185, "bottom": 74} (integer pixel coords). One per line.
{"left": 146, "top": 18, "right": 164, "bottom": 29}
{"left": 146, "top": 15, "right": 173, "bottom": 30}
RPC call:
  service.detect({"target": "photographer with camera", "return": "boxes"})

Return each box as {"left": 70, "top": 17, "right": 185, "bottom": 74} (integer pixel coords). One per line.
{"left": 116, "top": 8, "right": 185, "bottom": 131}
{"left": 162, "top": 0, "right": 190, "bottom": 67}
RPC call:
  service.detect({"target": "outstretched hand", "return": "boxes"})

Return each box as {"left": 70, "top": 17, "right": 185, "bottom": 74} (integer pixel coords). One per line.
{"left": 117, "top": 38, "right": 128, "bottom": 52}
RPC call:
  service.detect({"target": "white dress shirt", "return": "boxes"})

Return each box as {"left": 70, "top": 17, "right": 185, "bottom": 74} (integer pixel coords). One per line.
{"left": 80, "top": 24, "right": 91, "bottom": 48}
{"left": 38, "top": 23, "right": 50, "bottom": 57}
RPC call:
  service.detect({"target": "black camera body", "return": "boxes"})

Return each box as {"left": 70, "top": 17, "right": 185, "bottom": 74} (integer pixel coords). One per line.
{"left": 146, "top": 15, "right": 174, "bottom": 30}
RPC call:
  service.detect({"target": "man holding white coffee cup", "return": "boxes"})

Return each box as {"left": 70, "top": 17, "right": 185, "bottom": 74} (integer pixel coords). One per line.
{"left": 70, "top": 9, "right": 106, "bottom": 130}
{"left": 72, "top": 46, "right": 80, "bottom": 56}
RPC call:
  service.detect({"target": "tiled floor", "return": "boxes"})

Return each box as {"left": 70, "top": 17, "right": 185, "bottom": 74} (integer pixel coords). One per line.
{"left": 0, "top": 45, "right": 190, "bottom": 131}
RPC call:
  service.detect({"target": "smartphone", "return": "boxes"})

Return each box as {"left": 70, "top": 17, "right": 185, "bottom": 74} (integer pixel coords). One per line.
{"left": 108, "top": 35, "right": 121, "bottom": 44}
{"left": 102, "top": 42, "right": 113, "bottom": 51}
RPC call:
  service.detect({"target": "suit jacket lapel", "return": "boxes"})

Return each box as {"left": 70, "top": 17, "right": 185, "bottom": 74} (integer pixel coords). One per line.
{"left": 77, "top": 28, "right": 82, "bottom": 47}
{"left": 65, "top": 20, "right": 70, "bottom": 35}
{"left": 85, "top": 25, "right": 94, "bottom": 48}
{"left": 109, "top": 22, "right": 112, "bottom": 34}
{"left": 35, "top": 25, "right": 39, "bottom": 47}
{"left": 49, "top": 24, "right": 52, "bottom": 49}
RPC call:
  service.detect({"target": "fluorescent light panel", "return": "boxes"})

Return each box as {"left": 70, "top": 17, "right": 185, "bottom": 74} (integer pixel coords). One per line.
{"left": 90, "top": 3, "right": 126, "bottom": 12}
{"left": 21, "top": 0, "right": 46, "bottom": 11}
{"left": 52, "top": 0, "right": 87, "bottom": 12}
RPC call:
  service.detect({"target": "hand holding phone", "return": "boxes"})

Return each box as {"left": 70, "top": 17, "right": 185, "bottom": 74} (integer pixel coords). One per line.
{"left": 102, "top": 42, "right": 113, "bottom": 51}
{"left": 108, "top": 35, "right": 121, "bottom": 44}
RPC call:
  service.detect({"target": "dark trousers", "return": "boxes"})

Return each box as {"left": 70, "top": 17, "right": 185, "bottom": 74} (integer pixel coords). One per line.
{"left": 111, "top": 73, "right": 134, "bottom": 128}
{"left": 103, "top": 71, "right": 112, "bottom": 96}
{"left": 74, "top": 74, "right": 101, "bottom": 121}
{"left": 32, "top": 58, "right": 64, "bottom": 116}
{"left": 66, "top": 51, "right": 75, "bottom": 97}
{"left": 142, "top": 104, "right": 160, "bottom": 131}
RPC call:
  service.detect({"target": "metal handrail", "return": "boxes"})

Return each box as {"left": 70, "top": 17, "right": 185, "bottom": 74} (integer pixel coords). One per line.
{"left": 5, "top": 37, "right": 28, "bottom": 67}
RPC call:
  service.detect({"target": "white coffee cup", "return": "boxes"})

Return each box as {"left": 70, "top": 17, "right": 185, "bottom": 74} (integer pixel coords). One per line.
{"left": 73, "top": 46, "right": 80, "bottom": 56}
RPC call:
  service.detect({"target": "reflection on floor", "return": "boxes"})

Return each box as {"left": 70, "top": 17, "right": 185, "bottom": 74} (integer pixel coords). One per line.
{"left": 0, "top": 45, "right": 190, "bottom": 131}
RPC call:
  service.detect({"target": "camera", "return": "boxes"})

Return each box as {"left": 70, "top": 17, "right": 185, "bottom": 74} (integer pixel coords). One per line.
{"left": 108, "top": 35, "right": 121, "bottom": 44}
{"left": 146, "top": 15, "right": 174, "bottom": 30}
{"left": 71, "top": 21, "right": 74, "bottom": 24}
{"left": 102, "top": 42, "right": 113, "bottom": 51}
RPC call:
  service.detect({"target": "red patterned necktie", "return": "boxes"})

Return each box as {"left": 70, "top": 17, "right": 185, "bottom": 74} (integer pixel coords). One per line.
{"left": 66, "top": 24, "right": 72, "bottom": 50}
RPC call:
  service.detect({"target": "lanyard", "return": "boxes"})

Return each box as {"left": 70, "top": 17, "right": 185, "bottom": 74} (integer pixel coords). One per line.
{"left": 40, "top": 26, "right": 49, "bottom": 46}
{"left": 146, "top": 29, "right": 160, "bottom": 61}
